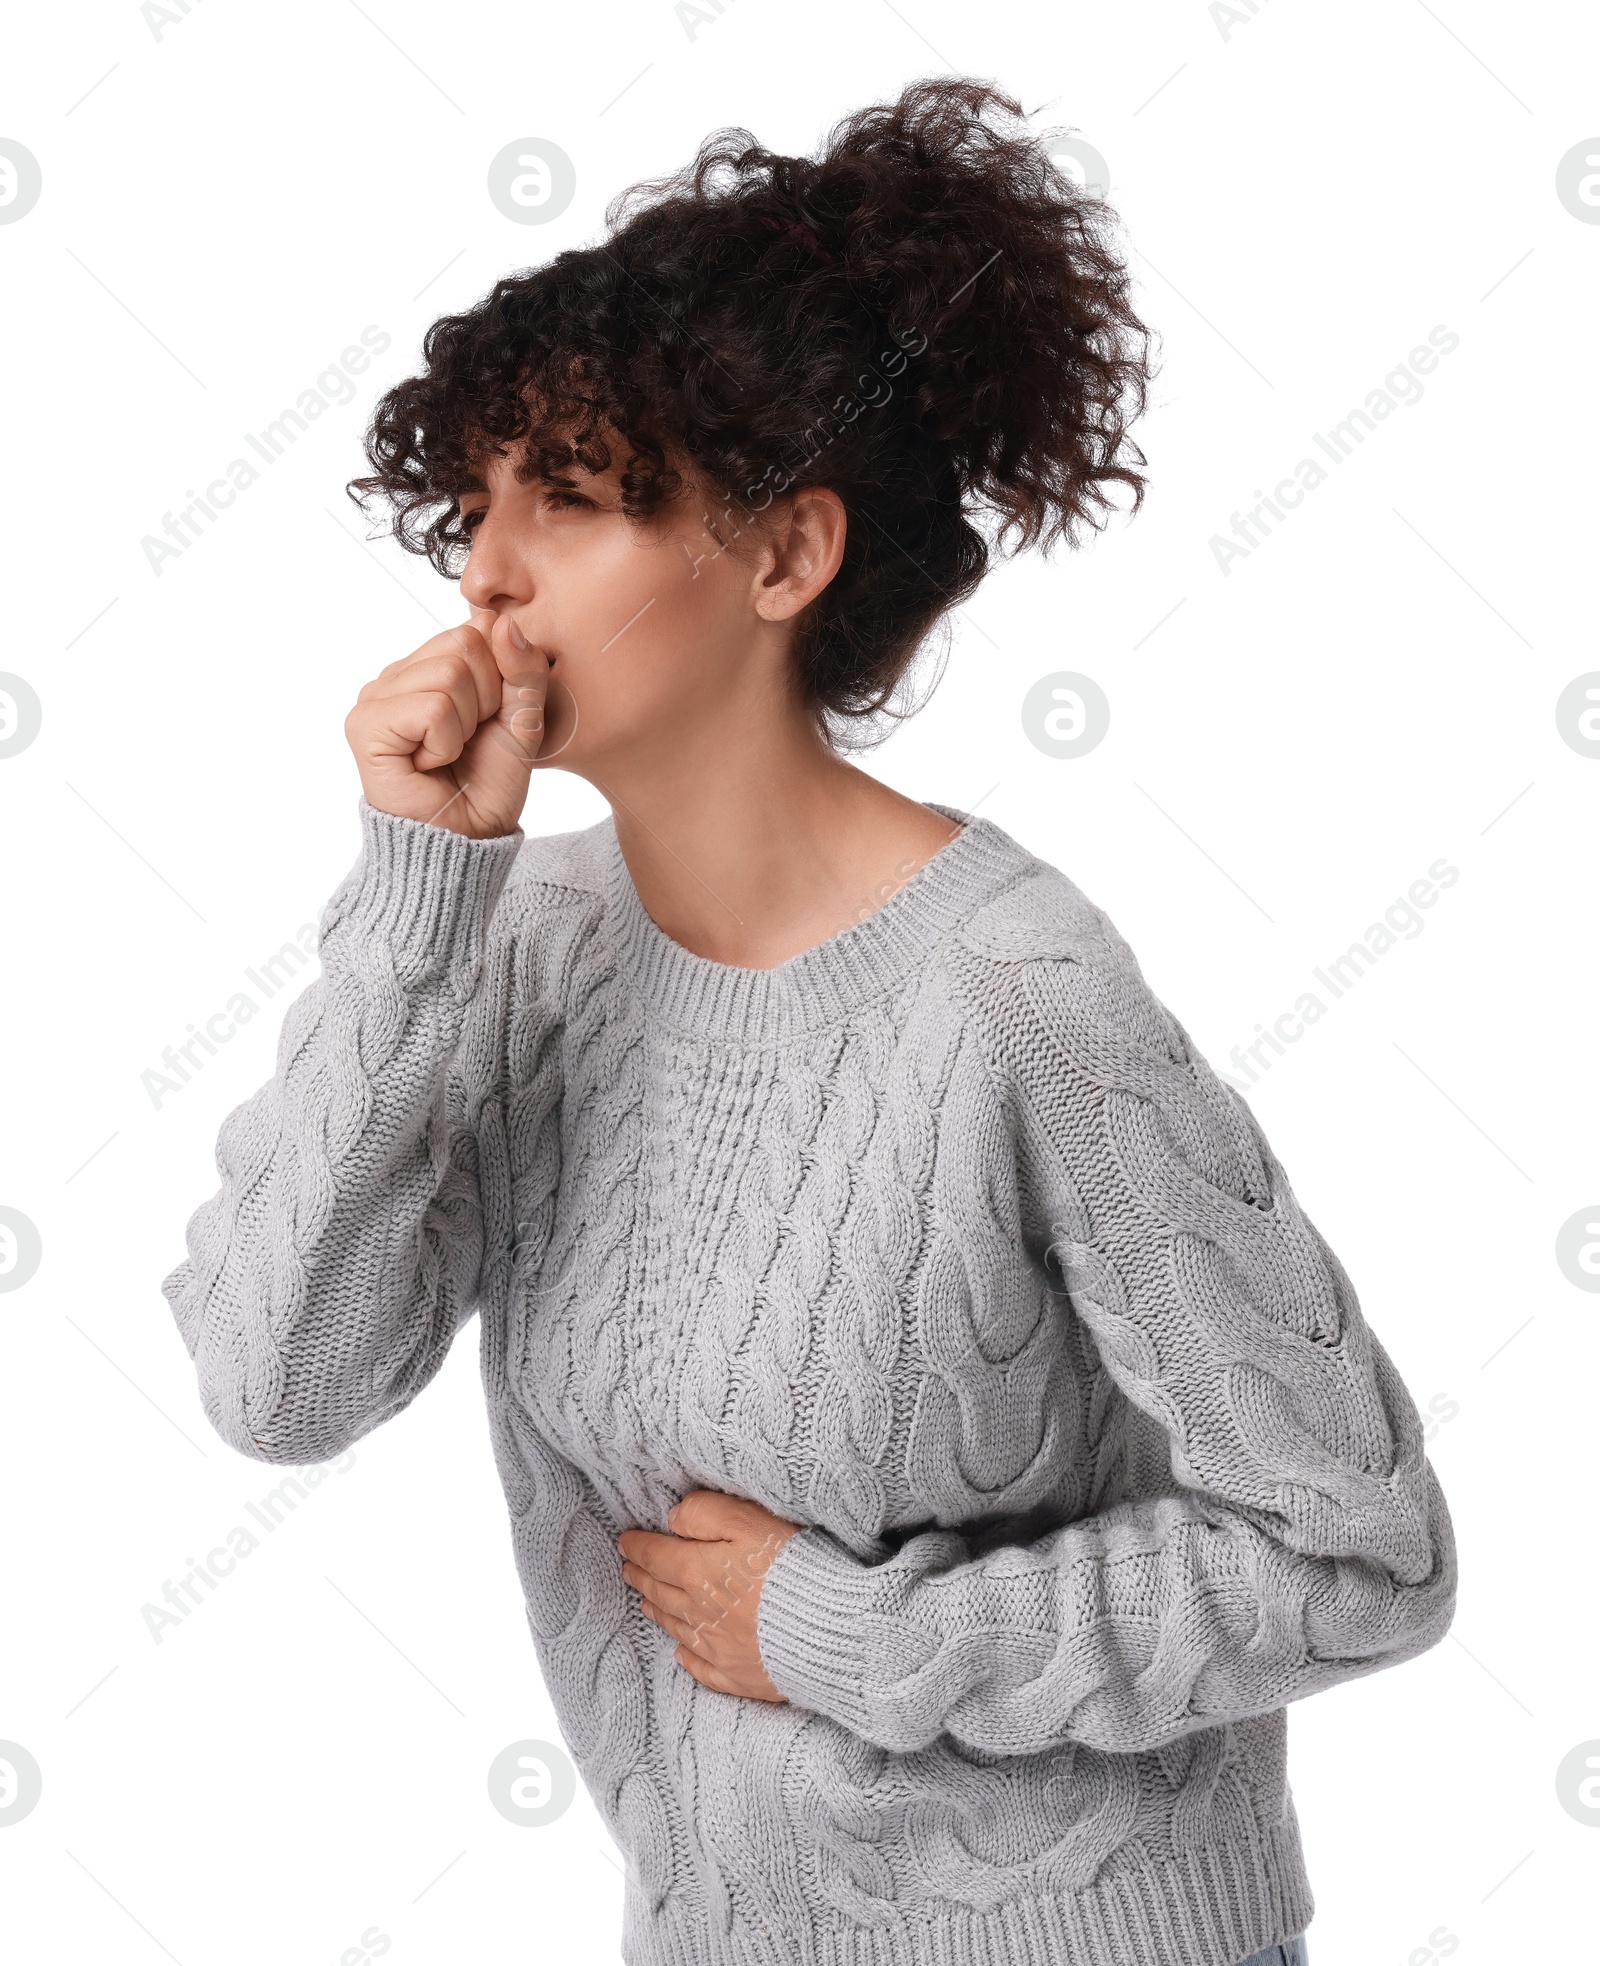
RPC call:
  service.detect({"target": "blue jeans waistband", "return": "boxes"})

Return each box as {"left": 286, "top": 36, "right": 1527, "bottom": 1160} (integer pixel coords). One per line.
{"left": 1233, "top": 1937, "right": 1310, "bottom": 1966}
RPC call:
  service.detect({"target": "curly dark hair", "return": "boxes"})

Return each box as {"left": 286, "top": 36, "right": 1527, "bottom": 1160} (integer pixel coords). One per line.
{"left": 347, "top": 75, "right": 1156, "bottom": 745}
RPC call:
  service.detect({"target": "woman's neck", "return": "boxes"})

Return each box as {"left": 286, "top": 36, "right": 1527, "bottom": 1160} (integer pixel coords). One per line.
{"left": 577, "top": 709, "right": 962, "bottom": 970}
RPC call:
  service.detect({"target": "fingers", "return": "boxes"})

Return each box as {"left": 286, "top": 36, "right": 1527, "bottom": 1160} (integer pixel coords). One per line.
{"left": 347, "top": 687, "right": 469, "bottom": 779}
{"left": 362, "top": 622, "right": 502, "bottom": 715}
{"left": 628, "top": 1580, "right": 699, "bottom": 1643}
{"left": 349, "top": 613, "right": 553, "bottom": 778}
{"left": 663, "top": 1491, "right": 727, "bottom": 1540}
{"left": 617, "top": 1528, "right": 701, "bottom": 1590}
{"left": 619, "top": 1540, "right": 759, "bottom": 1650}
{"left": 673, "top": 1641, "right": 713, "bottom": 1681}
{"left": 667, "top": 1489, "right": 780, "bottom": 1539}
{"left": 620, "top": 1559, "right": 694, "bottom": 1619}
{"left": 349, "top": 623, "right": 501, "bottom": 776}
{"left": 627, "top": 1564, "right": 743, "bottom": 1669}
{"left": 620, "top": 1538, "right": 787, "bottom": 1702}
{"left": 483, "top": 608, "right": 551, "bottom": 762}
{"left": 674, "top": 1646, "right": 785, "bottom": 1703}
{"left": 347, "top": 613, "right": 559, "bottom": 836}
{"left": 618, "top": 1500, "right": 792, "bottom": 1593}
{"left": 489, "top": 606, "right": 554, "bottom": 693}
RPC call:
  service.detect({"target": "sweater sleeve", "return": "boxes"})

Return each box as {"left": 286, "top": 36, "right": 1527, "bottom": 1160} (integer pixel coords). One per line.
{"left": 160, "top": 799, "right": 530, "bottom": 1465}
{"left": 754, "top": 934, "right": 1459, "bottom": 1759}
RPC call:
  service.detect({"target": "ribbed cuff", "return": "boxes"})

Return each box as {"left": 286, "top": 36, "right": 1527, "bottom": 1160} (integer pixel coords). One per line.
{"left": 756, "top": 1525, "right": 892, "bottom": 1741}
{"left": 320, "top": 798, "right": 526, "bottom": 995}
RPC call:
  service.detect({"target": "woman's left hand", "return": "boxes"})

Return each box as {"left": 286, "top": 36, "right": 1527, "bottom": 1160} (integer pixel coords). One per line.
{"left": 618, "top": 1489, "right": 803, "bottom": 1701}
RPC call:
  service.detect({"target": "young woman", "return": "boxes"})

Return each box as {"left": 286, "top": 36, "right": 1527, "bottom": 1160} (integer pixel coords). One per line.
{"left": 163, "top": 77, "right": 1456, "bottom": 1966}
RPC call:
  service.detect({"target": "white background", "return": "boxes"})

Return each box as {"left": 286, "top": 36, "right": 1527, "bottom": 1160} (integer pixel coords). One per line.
{"left": 2, "top": 2, "right": 1597, "bottom": 1962}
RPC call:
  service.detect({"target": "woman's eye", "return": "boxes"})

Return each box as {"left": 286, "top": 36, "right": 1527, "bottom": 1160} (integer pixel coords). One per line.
{"left": 457, "top": 490, "right": 590, "bottom": 531}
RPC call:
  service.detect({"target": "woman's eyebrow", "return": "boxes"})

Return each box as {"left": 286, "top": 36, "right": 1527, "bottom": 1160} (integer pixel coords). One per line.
{"left": 534, "top": 464, "right": 619, "bottom": 501}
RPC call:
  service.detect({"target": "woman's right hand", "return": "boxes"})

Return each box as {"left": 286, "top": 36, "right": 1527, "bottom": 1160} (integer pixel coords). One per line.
{"left": 344, "top": 607, "right": 553, "bottom": 838}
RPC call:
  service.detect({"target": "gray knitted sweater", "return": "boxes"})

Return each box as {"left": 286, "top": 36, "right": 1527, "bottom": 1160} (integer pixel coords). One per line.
{"left": 162, "top": 797, "right": 1457, "bottom": 1966}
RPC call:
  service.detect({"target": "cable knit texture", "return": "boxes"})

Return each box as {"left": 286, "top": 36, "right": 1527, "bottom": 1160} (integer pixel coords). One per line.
{"left": 162, "top": 796, "right": 1457, "bottom": 1966}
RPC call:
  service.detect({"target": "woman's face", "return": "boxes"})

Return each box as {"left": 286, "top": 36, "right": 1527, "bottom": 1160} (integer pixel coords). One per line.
{"left": 455, "top": 440, "right": 801, "bottom": 776}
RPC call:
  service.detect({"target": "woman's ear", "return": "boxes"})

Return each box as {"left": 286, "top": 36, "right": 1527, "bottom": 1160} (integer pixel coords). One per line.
{"left": 752, "top": 487, "right": 847, "bottom": 622}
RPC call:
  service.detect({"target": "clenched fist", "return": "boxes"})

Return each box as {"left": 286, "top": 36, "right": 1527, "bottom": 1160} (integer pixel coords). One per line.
{"left": 344, "top": 605, "right": 554, "bottom": 838}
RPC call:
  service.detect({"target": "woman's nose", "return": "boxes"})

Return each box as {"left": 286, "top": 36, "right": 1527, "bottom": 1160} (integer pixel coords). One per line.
{"left": 459, "top": 527, "right": 529, "bottom": 614}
